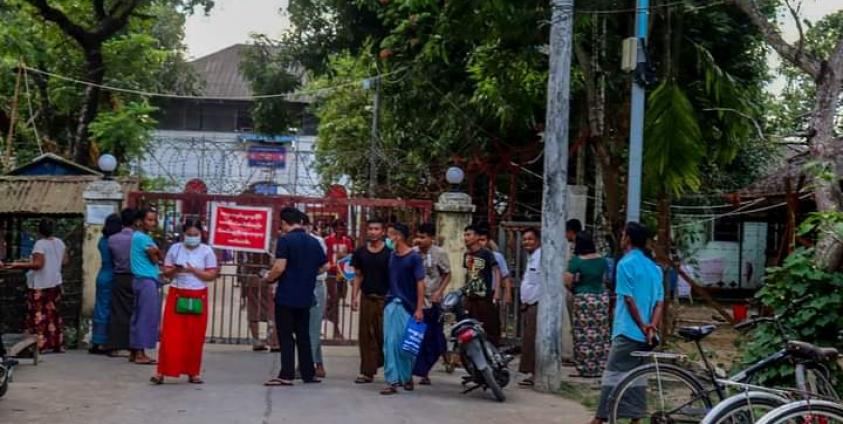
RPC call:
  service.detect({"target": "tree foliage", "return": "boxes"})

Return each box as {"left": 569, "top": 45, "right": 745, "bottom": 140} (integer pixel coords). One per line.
{"left": 0, "top": 0, "right": 211, "bottom": 166}
{"left": 741, "top": 245, "right": 843, "bottom": 390}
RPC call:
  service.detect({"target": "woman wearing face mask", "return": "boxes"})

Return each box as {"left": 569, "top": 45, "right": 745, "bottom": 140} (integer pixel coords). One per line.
{"left": 151, "top": 219, "right": 219, "bottom": 385}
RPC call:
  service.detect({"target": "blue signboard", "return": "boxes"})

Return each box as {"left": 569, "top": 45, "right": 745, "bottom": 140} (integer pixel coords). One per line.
{"left": 238, "top": 133, "right": 294, "bottom": 144}
{"left": 248, "top": 145, "right": 286, "bottom": 169}
{"left": 254, "top": 182, "right": 280, "bottom": 195}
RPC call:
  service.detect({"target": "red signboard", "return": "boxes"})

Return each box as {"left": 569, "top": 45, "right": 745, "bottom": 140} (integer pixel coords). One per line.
{"left": 209, "top": 204, "right": 273, "bottom": 253}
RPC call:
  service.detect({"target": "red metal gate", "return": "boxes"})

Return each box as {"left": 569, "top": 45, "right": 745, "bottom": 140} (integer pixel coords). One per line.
{"left": 128, "top": 192, "right": 433, "bottom": 346}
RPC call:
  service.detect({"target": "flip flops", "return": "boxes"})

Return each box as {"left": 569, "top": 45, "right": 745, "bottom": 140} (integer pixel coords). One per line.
{"left": 380, "top": 385, "right": 399, "bottom": 395}
{"left": 354, "top": 375, "right": 374, "bottom": 384}
{"left": 264, "top": 378, "right": 294, "bottom": 387}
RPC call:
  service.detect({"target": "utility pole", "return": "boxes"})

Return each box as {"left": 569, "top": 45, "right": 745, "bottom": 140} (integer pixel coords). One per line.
{"left": 625, "top": 0, "right": 650, "bottom": 223}
{"left": 4, "top": 65, "right": 22, "bottom": 172}
{"left": 367, "top": 76, "right": 380, "bottom": 198}
{"left": 536, "top": 0, "right": 574, "bottom": 393}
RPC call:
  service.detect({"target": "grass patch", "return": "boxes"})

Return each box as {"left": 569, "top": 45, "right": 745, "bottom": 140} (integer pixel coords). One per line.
{"left": 557, "top": 380, "right": 600, "bottom": 411}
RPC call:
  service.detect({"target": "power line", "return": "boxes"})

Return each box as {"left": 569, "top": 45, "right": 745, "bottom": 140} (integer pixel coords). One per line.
{"left": 567, "top": 0, "right": 728, "bottom": 15}
{"left": 19, "top": 64, "right": 406, "bottom": 101}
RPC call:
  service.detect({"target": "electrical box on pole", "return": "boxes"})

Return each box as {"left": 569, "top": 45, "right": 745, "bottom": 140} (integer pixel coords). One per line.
{"left": 621, "top": 37, "right": 638, "bottom": 72}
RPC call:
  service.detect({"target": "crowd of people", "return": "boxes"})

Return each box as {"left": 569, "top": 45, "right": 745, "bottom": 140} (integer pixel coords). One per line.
{"left": 0, "top": 204, "right": 665, "bottom": 416}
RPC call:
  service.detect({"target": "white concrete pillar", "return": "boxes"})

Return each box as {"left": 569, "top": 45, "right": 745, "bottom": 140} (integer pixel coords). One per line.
{"left": 434, "top": 191, "right": 475, "bottom": 290}
{"left": 81, "top": 180, "right": 123, "bottom": 324}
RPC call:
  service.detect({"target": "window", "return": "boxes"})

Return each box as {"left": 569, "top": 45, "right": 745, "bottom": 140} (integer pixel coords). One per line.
{"left": 713, "top": 218, "right": 739, "bottom": 242}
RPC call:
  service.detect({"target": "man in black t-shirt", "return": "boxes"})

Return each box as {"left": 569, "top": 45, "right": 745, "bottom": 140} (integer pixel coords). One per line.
{"left": 463, "top": 225, "right": 502, "bottom": 346}
{"left": 350, "top": 218, "right": 391, "bottom": 383}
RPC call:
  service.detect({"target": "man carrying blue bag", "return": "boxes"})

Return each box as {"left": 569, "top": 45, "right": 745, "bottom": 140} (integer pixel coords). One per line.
{"left": 380, "top": 222, "right": 426, "bottom": 396}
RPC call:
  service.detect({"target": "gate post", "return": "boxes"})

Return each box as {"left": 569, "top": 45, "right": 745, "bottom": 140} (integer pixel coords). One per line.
{"left": 435, "top": 191, "right": 475, "bottom": 290}
{"left": 81, "top": 177, "right": 124, "bottom": 346}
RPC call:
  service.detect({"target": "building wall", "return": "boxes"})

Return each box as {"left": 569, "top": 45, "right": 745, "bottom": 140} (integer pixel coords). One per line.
{"left": 137, "top": 130, "right": 322, "bottom": 195}
{"left": 684, "top": 221, "right": 768, "bottom": 289}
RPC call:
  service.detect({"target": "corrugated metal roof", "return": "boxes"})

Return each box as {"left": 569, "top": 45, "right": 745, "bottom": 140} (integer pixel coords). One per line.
{"left": 191, "top": 44, "right": 254, "bottom": 98}
{"left": 0, "top": 177, "right": 139, "bottom": 215}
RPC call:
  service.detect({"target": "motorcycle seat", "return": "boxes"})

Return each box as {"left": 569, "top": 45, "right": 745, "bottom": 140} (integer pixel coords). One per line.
{"left": 787, "top": 341, "right": 839, "bottom": 362}
{"left": 677, "top": 325, "right": 716, "bottom": 342}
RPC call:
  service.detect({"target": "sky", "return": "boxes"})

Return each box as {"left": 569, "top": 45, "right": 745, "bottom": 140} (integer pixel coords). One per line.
{"left": 184, "top": 0, "right": 840, "bottom": 90}
{"left": 184, "top": 0, "right": 289, "bottom": 60}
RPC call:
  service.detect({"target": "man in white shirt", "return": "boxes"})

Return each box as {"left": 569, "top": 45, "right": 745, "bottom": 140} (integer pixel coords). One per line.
{"left": 518, "top": 227, "right": 541, "bottom": 386}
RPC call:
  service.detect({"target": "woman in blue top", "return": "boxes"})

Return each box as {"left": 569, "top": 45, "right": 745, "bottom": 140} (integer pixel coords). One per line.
{"left": 90, "top": 214, "right": 123, "bottom": 354}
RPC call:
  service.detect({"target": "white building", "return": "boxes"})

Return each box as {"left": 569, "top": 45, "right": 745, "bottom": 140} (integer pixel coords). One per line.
{"left": 137, "top": 44, "right": 322, "bottom": 196}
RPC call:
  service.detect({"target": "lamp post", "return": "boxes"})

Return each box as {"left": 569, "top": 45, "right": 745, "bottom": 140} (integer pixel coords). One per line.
{"left": 435, "top": 166, "right": 474, "bottom": 290}
{"left": 445, "top": 166, "right": 465, "bottom": 192}
{"left": 97, "top": 153, "right": 117, "bottom": 180}
{"left": 81, "top": 154, "right": 124, "bottom": 342}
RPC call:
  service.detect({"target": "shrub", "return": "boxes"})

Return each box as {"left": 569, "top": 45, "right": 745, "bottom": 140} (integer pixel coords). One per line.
{"left": 740, "top": 247, "right": 843, "bottom": 389}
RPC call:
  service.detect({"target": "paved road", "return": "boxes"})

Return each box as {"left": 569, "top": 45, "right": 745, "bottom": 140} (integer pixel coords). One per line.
{"left": 0, "top": 346, "right": 590, "bottom": 424}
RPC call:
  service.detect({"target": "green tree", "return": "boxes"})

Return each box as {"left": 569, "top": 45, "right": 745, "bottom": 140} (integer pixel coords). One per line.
{"left": 733, "top": 1, "right": 843, "bottom": 271}
{"left": 0, "top": 0, "right": 206, "bottom": 167}
{"left": 1, "top": 0, "right": 212, "bottom": 166}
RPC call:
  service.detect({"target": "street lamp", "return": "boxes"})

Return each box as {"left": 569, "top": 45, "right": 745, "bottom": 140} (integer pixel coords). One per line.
{"left": 97, "top": 154, "right": 117, "bottom": 180}
{"left": 445, "top": 166, "right": 464, "bottom": 192}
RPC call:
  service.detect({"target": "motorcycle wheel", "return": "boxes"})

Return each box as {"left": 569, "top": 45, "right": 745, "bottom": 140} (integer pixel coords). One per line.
{"left": 0, "top": 375, "right": 7, "bottom": 398}
{"left": 481, "top": 367, "right": 506, "bottom": 402}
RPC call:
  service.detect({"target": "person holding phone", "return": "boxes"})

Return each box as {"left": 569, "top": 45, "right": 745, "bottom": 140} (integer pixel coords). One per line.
{"left": 151, "top": 219, "right": 218, "bottom": 385}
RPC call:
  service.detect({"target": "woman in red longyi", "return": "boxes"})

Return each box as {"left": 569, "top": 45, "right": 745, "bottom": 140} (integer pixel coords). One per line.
{"left": 151, "top": 219, "right": 219, "bottom": 385}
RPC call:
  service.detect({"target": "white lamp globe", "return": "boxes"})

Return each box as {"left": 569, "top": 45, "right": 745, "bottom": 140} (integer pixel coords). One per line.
{"left": 98, "top": 154, "right": 118, "bottom": 173}
{"left": 445, "top": 166, "right": 464, "bottom": 185}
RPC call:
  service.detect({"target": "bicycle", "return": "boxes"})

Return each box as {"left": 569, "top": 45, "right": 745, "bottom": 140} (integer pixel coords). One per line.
{"left": 607, "top": 296, "right": 838, "bottom": 424}
{"left": 702, "top": 327, "right": 839, "bottom": 423}
{"left": 755, "top": 399, "right": 843, "bottom": 423}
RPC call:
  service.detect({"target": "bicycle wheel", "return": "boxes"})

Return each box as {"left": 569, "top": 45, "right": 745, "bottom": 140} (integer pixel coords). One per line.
{"left": 608, "top": 362, "right": 713, "bottom": 424}
{"left": 756, "top": 400, "right": 843, "bottom": 423}
{"left": 702, "top": 391, "right": 789, "bottom": 424}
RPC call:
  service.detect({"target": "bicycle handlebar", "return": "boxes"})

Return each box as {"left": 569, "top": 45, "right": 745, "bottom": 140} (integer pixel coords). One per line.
{"left": 734, "top": 316, "right": 775, "bottom": 331}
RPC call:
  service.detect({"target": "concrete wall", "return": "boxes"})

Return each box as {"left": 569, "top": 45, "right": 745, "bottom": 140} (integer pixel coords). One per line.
{"left": 686, "top": 221, "right": 768, "bottom": 289}
{"left": 139, "top": 130, "right": 321, "bottom": 195}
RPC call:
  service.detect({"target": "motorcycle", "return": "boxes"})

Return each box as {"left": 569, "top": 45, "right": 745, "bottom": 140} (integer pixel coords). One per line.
{"left": 440, "top": 289, "right": 512, "bottom": 402}
{"left": 0, "top": 336, "right": 16, "bottom": 399}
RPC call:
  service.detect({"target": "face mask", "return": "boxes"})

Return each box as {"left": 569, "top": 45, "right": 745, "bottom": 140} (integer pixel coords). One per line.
{"left": 184, "top": 235, "right": 201, "bottom": 247}
{"left": 385, "top": 238, "right": 395, "bottom": 250}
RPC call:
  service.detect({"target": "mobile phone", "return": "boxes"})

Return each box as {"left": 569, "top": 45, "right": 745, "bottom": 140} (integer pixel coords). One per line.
{"left": 174, "top": 263, "right": 185, "bottom": 269}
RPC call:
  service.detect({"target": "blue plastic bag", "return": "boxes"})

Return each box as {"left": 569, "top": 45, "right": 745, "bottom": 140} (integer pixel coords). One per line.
{"left": 401, "top": 319, "right": 427, "bottom": 357}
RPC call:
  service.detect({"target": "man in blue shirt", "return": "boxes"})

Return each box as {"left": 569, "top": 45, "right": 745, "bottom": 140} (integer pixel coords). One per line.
{"left": 380, "top": 222, "right": 425, "bottom": 395}
{"left": 261, "top": 208, "right": 327, "bottom": 386}
{"left": 593, "top": 222, "right": 665, "bottom": 424}
{"left": 129, "top": 208, "right": 162, "bottom": 366}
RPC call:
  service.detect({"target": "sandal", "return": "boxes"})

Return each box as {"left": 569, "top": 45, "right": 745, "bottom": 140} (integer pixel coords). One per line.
{"left": 380, "top": 385, "right": 399, "bottom": 395}
{"left": 518, "top": 378, "right": 534, "bottom": 387}
{"left": 150, "top": 375, "right": 164, "bottom": 385}
{"left": 189, "top": 376, "right": 204, "bottom": 384}
{"left": 264, "top": 378, "right": 293, "bottom": 387}
{"left": 134, "top": 358, "right": 157, "bottom": 365}
{"left": 252, "top": 345, "right": 267, "bottom": 352}
{"left": 403, "top": 381, "right": 414, "bottom": 391}
{"left": 354, "top": 375, "right": 374, "bottom": 384}
{"left": 418, "top": 377, "right": 432, "bottom": 386}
